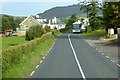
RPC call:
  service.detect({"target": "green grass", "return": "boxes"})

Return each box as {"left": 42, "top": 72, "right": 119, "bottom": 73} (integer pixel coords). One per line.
{"left": 2, "top": 36, "right": 27, "bottom": 49}
{"left": 81, "top": 29, "right": 106, "bottom": 37}
{"left": 2, "top": 31, "right": 62, "bottom": 78}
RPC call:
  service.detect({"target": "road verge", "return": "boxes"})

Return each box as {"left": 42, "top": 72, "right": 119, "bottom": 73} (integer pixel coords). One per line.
{"left": 2, "top": 30, "right": 62, "bottom": 78}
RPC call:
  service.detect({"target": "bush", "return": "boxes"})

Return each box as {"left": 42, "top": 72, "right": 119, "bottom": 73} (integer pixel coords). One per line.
{"left": 44, "top": 25, "right": 51, "bottom": 32}
{"left": 25, "top": 25, "right": 45, "bottom": 41}
{"left": 54, "top": 27, "right": 57, "bottom": 30}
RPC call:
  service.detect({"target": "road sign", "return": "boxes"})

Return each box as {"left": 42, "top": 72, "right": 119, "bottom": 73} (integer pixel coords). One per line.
{"left": 85, "top": 20, "right": 88, "bottom": 24}
{"left": 53, "top": 21, "right": 56, "bottom": 24}
{"left": 84, "top": 18, "right": 90, "bottom": 26}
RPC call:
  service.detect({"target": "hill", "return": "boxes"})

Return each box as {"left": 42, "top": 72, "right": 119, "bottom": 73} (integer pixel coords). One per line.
{"left": 37, "top": 4, "right": 87, "bottom": 19}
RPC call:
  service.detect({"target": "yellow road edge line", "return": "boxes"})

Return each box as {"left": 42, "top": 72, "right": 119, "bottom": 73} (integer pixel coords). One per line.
{"left": 117, "top": 64, "right": 120, "bottom": 67}
{"left": 98, "top": 50, "right": 101, "bottom": 52}
{"left": 106, "top": 56, "right": 109, "bottom": 59}
{"left": 40, "top": 60, "right": 43, "bottom": 63}
{"left": 96, "top": 48, "right": 98, "bottom": 50}
{"left": 36, "top": 65, "right": 39, "bottom": 69}
{"left": 30, "top": 71, "right": 35, "bottom": 76}
{"left": 102, "top": 53, "right": 104, "bottom": 55}
{"left": 43, "top": 57, "right": 45, "bottom": 59}
{"left": 112, "top": 60, "right": 115, "bottom": 63}
{"left": 45, "top": 54, "right": 47, "bottom": 56}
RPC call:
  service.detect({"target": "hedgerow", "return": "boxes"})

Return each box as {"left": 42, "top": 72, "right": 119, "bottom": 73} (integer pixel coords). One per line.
{"left": 2, "top": 31, "right": 59, "bottom": 73}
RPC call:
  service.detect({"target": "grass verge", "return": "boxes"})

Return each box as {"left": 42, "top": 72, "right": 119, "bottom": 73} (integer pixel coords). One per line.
{"left": 2, "top": 30, "right": 62, "bottom": 78}
{"left": 81, "top": 29, "right": 106, "bottom": 37}
{"left": 2, "top": 36, "right": 27, "bottom": 49}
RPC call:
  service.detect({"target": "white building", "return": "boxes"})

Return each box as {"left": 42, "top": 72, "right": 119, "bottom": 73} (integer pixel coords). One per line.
{"left": 19, "top": 15, "right": 66, "bottom": 36}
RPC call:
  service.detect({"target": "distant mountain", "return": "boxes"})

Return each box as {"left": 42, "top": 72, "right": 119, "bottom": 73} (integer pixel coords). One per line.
{"left": 37, "top": 4, "right": 87, "bottom": 19}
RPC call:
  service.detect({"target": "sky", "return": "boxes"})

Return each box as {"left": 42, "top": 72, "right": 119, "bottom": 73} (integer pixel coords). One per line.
{"left": 0, "top": 0, "right": 80, "bottom": 17}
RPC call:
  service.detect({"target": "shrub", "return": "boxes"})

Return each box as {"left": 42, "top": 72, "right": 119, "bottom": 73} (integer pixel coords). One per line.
{"left": 44, "top": 25, "right": 51, "bottom": 32}
{"left": 25, "top": 25, "right": 45, "bottom": 41}
{"left": 54, "top": 27, "right": 57, "bottom": 30}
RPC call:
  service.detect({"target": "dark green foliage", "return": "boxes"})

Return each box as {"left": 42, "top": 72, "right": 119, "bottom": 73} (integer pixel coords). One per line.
{"left": 1, "top": 15, "right": 25, "bottom": 33}
{"left": 54, "top": 27, "right": 57, "bottom": 30}
{"left": 81, "top": 18, "right": 84, "bottom": 22}
{"left": 79, "top": 2, "right": 90, "bottom": 18}
{"left": 44, "top": 25, "right": 51, "bottom": 32}
{"left": 25, "top": 25, "right": 45, "bottom": 41}
{"left": 79, "top": 2, "right": 100, "bottom": 30}
{"left": 66, "top": 14, "right": 78, "bottom": 27}
{"left": 102, "top": 2, "right": 120, "bottom": 33}
{"left": 59, "top": 14, "right": 78, "bottom": 33}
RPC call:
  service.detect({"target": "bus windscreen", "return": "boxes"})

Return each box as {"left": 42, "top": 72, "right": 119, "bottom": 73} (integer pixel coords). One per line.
{"left": 72, "top": 24, "right": 80, "bottom": 29}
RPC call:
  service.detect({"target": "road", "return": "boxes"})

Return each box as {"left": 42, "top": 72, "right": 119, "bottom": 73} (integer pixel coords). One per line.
{"left": 28, "top": 33, "right": 118, "bottom": 79}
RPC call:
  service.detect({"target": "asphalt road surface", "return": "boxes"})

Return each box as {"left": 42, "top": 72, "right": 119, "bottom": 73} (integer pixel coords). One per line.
{"left": 28, "top": 33, "right": 118, "bottom": 79}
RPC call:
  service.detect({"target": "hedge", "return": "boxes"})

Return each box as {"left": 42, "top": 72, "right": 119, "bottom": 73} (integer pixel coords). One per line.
{"left": 2, "top": 31, "right": 57, "bottom": 73}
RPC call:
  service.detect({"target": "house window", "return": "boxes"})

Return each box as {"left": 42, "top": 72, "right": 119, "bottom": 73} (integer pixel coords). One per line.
{"left": 24, "top": 25, "right": 28, "bottom": 28}
{"left": 29, "top": 19, "right": 32, "bottom": 22}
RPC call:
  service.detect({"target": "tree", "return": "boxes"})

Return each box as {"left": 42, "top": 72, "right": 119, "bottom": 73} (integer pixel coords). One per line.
{"left": 102, "top": 2, "right": 120, "bottom": 33}
{"left": 79, "top": 2, "right": 90, "bottom": 18}
{"left": 79, "top": 1, "right": 100, "bottom": 30}
{"left": 81, "top": 18, "right": 84, "bottom": 22}
{"left": 88, "top": 2, "right": 100, "bottom": 30}
{"left": 66, "top": 14, "right": 78, "bottom": 27}
{"left": 2, "top": 15, "right": 25, "bottom": 33}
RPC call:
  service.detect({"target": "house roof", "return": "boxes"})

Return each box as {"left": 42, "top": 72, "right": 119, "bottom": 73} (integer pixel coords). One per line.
{"left": 19, "top": 15, "right": 65, "bottom": 26}
{"left": 50, "top": 19, "right": 66, "bottom": 25}
{"left": 19, "top": 15, "right": 41, "bottom": 25}
{"left": 57, "top": 20, "right": 66, "bottom": 25}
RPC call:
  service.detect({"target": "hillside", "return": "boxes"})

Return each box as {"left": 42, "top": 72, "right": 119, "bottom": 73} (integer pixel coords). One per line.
{"left": 37, "top": 4, "right": 87, "bottom": 19}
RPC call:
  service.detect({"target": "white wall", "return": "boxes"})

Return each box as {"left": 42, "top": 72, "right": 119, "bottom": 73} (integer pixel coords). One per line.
{"left": 43, "top": 24, "right": 65, "bottom": 30}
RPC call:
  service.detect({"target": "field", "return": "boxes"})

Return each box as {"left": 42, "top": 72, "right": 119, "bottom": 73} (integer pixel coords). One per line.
{"left": 2, "top": 36, "right": 27, "bottom": 49}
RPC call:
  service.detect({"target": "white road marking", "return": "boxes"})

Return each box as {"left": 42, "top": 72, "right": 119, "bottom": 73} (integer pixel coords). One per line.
{"left": 68, "top": 33, "right": 86, "bottom": 80}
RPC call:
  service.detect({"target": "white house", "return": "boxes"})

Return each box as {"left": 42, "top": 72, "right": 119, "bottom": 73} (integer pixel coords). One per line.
{"left": 18, "top": 15, "right": 66, "bottom": 36}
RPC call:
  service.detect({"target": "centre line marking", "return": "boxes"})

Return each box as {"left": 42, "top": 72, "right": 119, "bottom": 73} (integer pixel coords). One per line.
{"left": 68, "top": 33, "right": 86, "bottom": 80}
